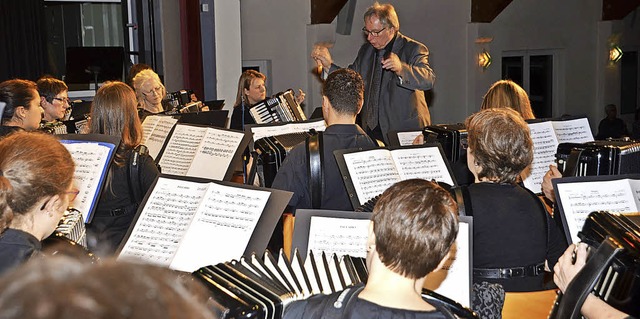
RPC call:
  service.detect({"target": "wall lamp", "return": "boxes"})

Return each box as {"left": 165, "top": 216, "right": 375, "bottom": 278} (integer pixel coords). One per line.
{"left": 609, "top": 45, "right": 623, "bottom": 63}
{"left": 478, "top": 50, "right": 492, "bottom": 70}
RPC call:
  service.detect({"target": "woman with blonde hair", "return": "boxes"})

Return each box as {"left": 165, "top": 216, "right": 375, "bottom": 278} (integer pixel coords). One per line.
{"left": 481, "top": 80, "right": 535, "bottom": 120}
{"left": 0, "top": 131, "right": 77, "bottom": 275}
{"left": 87, "top": 81, "right": 159, "bottom": 255}
{"left": 132, "top": 69, "right": 168, "bottom": 117}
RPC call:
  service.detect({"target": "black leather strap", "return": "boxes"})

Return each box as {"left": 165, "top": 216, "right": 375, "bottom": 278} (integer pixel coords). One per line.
{"left": 306, "top": 131, "right": 324, "bottom": 209}
{"left": 473, "top": 263, "right": 545, "bottom": 279}
{"left": 555, "top": 238, "right": 622, "bottom": 319}
{"left": 563, "top": 148, "right": 584, "bottom": 177}
{"left": 127, "top": 145, "right": 148, "bottom": 205}
{"left": 452, "top": 185, "right": 473, "bottom": 217}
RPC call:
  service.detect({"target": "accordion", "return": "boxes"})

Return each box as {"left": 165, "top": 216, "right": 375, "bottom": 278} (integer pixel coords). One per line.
{"left": 54, "top": 208, "right": 87, "bottom": 247}
{"left": 550, "top": 212, "right": 640, "bottom": 318}
{"left": 249, "top": 90, "right": 307, "bottom": 124}
{"left": 556, "top": 140, "right": 640, "bottom": 176}
{"left": 254, "top": 132, "right": 312, "bottom": 187}
{"left": 194, "top": 249, "right": 477, "bottom": 319}
{"left": 423, "top": 123, "right": 467, "bottom": 163}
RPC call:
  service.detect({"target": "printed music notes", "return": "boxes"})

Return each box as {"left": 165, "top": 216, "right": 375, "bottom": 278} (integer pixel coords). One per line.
{"left": 60, "top": 136, "right": 118, "bottom": 223}
{"left": 395, "top": 131, "right": 423, "bottom": 146}
{"left": 141, "top": 115, "right": 179, "bottom": 159}
{"left": 554, "top": 176, "right": 640, "bottom": 244}
{"left": 118, "top": 176, "right": 271, "bottom": 272}
{"left": 156, "top": 124, "right": 246, "bottom": 180}
{"left": 524, "top": 118, "right": 593, "bottom": 194}
{"left": 337, "top": 146, "right": 455, "bottom": 206}
{"left": 307, "top": 216, "right": 369, "bottom": 259}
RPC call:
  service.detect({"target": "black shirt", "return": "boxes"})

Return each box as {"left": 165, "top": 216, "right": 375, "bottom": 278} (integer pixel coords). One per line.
{"left": 230, "top": 104, "right": 256, "bottom": 131}
{"left": 469, "top": 182, "right": 567, "bottom": 292}
{"left": 0, "top": 228, "right": 41, "bottom": 276}
{"left": 271, "top": 124, "right": 376, "bottom": 212}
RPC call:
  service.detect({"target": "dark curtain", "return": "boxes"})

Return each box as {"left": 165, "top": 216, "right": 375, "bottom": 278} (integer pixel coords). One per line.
{"left": 0, "top": 0, "right": 47, "bottom": 81}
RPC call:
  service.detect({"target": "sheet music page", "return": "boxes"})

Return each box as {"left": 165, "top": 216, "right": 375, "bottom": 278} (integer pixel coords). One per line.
{"left": 306, "top": 216, "right": 369, "bottom": 259}
{"left": 424, "top": 222, "right": 471, "bottom": 308}
{"left": 556, "top": 179, "right": 637, "bottom": 243}
{"left": 251, "top": 120, "right": 326, "bottom": 141}
{"left": 396, "top": 131, "right": 423, "bottom": 146}
{"left": 62, "top": 142, "right": 112, "bottom": 223}
{"left": 169, "top": 183, "right": 270, "bottom": 272}
{"left": 343, "top": 149, "right": 400, "bottom": 205}
{"left": 143, "top": 116, "right": 178, "bottom": 160}
{"left": 551, "top": 118, "right": 594, "bottom": 144}
{"left": 158, "top": 124, "right": 207, "bottom": 175}
{"left": 391, "top": 147, "right": 455, "bottom": 186}
{"left": 627, "top": 179, "right": 640, "bottom": 208}
{"left": 186, "top": 128, "right": 244, "bottom": 180}
{"left": 118, "top": 177, "right": 207, "bottom": 267}
{"left": 523, "top": 121, "right": 559, "bottom": 193}
{"left": 141, "top": 115, "right": 160, "bottom": 144}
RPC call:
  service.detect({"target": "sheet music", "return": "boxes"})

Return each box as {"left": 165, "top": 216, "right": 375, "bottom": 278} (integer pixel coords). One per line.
{"left": 343, "top": 149, "right": 400, "bottom": 205}
{"left": 396, "top": 131, "right": 423, "bottom": 146}
{"left": 62, "top": 142, "right": 112, "bottom": 223}
{"left": 524, "top": 119, "right": 594, "bottom": 193}
{"left": 186, "top": 128, "right": 245, "bottom": 180}
{"left": 158, "top": 124, "right": 207, "bottom": 175}
{"left": 118, "top": 178, "right": 207, "bottom": 267}
{"left": 170, "top": 183, "right": 270, "bottom": 272}
{"left": 306, "top": 216, "right": 369, "bottom": 258}
{"left": 250, "top": 120, "right": 326, "bottom": 141}
{"left": 391, "top": 147, "right": 455, "bottom": 186}
{"left": 556, "top": 179, "right": 638, "bottom": 243}
{"left": 552, "top": 118, "right": 594, "bottom": 144}
{"left": 141, "top": 115, "right": 178, "bottom": 159}
{"left": 424, "top": 222, "right": 471, "bottom": 308}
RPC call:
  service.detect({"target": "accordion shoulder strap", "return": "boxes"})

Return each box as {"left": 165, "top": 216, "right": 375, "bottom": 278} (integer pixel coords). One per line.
{"left": 306, "top": 131, "right": 324, "bottom": 209}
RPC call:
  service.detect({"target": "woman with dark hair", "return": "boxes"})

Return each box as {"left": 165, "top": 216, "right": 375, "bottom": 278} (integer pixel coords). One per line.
{"left": 284, "top": 179, "right": 460, "bottom": 319}
{"left": 464, "top": 108, "right": 565, "bottom": 292}
{"left": 36, "top": 76, "right": 70, "bottom": 123}
{"left": 87, "top": 81, "right": 159, "bottom": 255}
{"left": 0, "top": 79, "right": 43, "bottom": 137}
{"left": 0, "top": 132, "right": 77, "bottom": 275}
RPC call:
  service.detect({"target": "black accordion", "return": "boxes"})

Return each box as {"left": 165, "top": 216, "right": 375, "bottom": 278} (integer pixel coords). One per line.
{"left": 556, "top": 140, "right": 640, "bottom": 176}
{"left": 423, "top": 123, "right": 467, "bottom": 163}
{"left": 254, "top": 132, "right": 312, "bottom": 187}
{"left": 194, "top": 250, "right": 477, "bottom": 319}
{"left": 249, "top": 90, "right": 307, "bottom": 124}
{"left": 550, "top": 212, "right": 640, "bottom": 318}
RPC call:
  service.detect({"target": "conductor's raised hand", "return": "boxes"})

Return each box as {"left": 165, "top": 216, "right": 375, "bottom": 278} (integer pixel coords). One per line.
{"left": 382, "top": 52, "right": 402, "bottom": 74}
{"left": 311, "top": 44, "right": 333, "bottom": 73}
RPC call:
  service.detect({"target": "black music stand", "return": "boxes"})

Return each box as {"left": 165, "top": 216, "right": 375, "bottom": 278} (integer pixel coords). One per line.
{"left": 176, "top": 110, "right": 229, "bottom": 128}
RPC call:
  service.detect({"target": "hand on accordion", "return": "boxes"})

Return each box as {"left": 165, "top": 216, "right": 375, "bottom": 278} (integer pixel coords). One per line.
{"left": 553, "top": 243, "right": 588, "bottom": 293}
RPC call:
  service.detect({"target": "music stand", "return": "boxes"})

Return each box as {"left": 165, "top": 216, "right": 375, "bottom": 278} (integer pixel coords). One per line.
{"left": 177, "top": 110, "right": 229, "bottom": 128}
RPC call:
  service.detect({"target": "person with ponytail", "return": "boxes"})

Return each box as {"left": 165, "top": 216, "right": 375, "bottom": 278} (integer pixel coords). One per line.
{"left": 0, "top": 79, "right": 44, "bottom": 137}
{"left": 0, "top": 132, "right": 77, "bottom": 275}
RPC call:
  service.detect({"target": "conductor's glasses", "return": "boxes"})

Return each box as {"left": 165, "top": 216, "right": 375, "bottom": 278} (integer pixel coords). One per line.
{"left": 362, "top": 27, "right": 387, "bottom": 37}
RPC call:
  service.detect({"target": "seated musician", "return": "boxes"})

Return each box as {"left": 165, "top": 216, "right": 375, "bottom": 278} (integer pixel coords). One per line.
{"left": 132, "top": 69, "right": 173, "bottom": 120}
{"left": 554, "top": 243, "right": 635, "bottom": 319}
{"left": 0, "top": 256, "right": 216, "bottom": 319}
{"left": 271, "top": 68, "right": 376, "bottom": 211}
{"left": 36, "top": 76, "right": 70, "bottom": 127}
{"left": 0, "top": 132, "right": 77, "bottom": 276}
{"left": 0, "top": 79, "right": 44, "bottom": 137}
{"left": 283, "top": 179, "right": 459, "bottom": 319}
{"left": 465, "top": 108, "right": 567, "bottom": 292}
{"left": 230, "top": 70, "right": 305, "bottom": 130}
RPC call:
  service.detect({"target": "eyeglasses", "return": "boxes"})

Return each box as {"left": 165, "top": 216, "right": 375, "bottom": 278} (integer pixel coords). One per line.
{"left": 362, "top": 27, "right": 387, "bottom": 37}
{"left": 64, "top": 189, "right": 80, "bottom": 202}
{"left": 52, "top": 97, "right": 72, "bottom": 105}
{"left": 142, "top": 86, "right": 163, "bottom": 97}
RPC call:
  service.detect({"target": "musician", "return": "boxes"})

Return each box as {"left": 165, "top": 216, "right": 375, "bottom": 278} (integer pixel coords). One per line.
{"left": 283, "top": 179, "right": 459, "bottom": 318}
{"left": 37, "top": 76, "right": 70, "bottom": 124}
{"left": 132, "top": 69, "right": 171, "bottom": 118}
{"left": 311, "top": 2, "right": 434, "bottom": 144}
{"left": 465, "top": 108, "right": 566, "bottom": 292}
{"left": 554, "top": 243, "right": 635, "bottom": 319}
{"left": 230, "top": 70, "right": 305, "bottom": 130}
{"left": 0, "top": 79, "right": 43, "bottom": 137}
{"left": 0, "top": 132, "right": 77, "bottom": 276}
{"left": 0, "top": 256, "right": 216, "bottom": 319}
{"left": 86, "top": 82, "right": 160, "bottom": 255}
{"left": 481, "top": 80, "right": 535, "bottom": 120}
{"left": 271, "top": 68, "right": 376, "bottom": 211}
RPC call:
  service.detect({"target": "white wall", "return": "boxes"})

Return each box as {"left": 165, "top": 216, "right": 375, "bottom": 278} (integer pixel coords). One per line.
{"left": 239, "top": 0, "right": 640, "bottom": 127}
{"left": 214, "top": 0, "right": 242, "bottom": 109}
{"left": 160, "top": 0, "right": 184, "bottom": 92}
